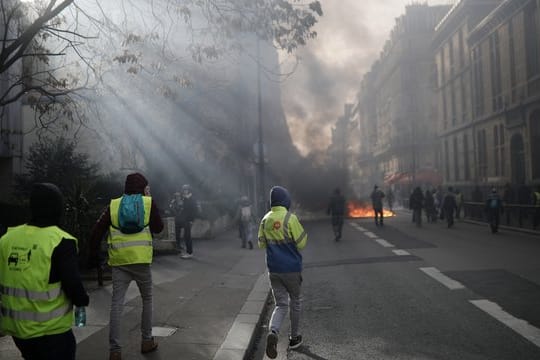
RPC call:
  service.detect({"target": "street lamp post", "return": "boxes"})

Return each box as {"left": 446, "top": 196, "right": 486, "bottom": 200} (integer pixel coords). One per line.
{"left": 256, "top": 37, "right": 266, "bottom": 217}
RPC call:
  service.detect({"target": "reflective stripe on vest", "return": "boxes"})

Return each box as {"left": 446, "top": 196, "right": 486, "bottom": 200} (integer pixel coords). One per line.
{"left": 1, "top": 303, "right": 71, "bottom": 322}
{"left": 0, "top": 225, "right": 76, "bottom": 339}
{"left": 0, "top": 285, "right": 62, "bottom": 301}
{"left": 262, "top": 212, "right": 292, "bottom": 245}
{"left": 108, "top": 239, "right": 153, "bottom": 250}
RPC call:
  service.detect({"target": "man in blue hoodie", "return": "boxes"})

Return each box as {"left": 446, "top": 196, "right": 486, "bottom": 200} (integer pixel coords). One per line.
{"left": 258, "top": 186, "right": 308, "bottom": 359}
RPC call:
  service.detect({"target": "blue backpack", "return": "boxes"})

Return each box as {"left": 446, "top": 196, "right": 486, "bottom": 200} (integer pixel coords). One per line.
{"left": 117, "top": 194, "right": 146, "bottom": 234}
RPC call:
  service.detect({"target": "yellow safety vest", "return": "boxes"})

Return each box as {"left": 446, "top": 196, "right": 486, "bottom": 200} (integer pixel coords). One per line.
{"left": 0, "top": 225, "right": 76, "bottom": 339}
{"left": 257, "top": 206, "right": 307, "bottom": 273}
{"left": 108, "top": 195, "right": 153, "bottom": 266}
{"left": 534, "top": 192, "right": 540, "bottom": 206}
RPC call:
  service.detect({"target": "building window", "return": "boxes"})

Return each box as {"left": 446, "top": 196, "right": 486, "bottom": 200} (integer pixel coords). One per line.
{"left": 472, "top": 46, "right": 485, "bottom": 117}
{"left": 451, "top": 82, "right": 457, "bottom": 126}
{"left": 442, "top": 87, "right": 448, "bottom": 129}
{"left": 494, "top": 125, "right": 500, "bottom": 176}
{"left": 489, "top": 31, "right": 503, "bottom": 112}
{"left": 453, "top": 136, "right": 460, "bottom": 181}
{"left": 477, "top": 129, "right": 488, "bottom": 179}
{"left": 445, "top": 139, "right": 450, "bottom": 181}
{"left": 531, "top": 111, "right": 540, "bottom": 179}
{"left": 525, "top": 1, "right": 540, "bottom": 80}
{"left": 441, "top": 46, "right": 447, "bottom": 84}
{"left": 449, "top": 37, "right": 455, "bottom": 77}
{"left": 464, "top": 133, "right": 470, "bottom": 180}
{"left": 500, "top": 124, "right": 505, "bottom": 177}
{"left": 509, "top": 19, "right": 517, "bottom": 103}
{"left": 461, "top": 77, "right": 467, "bottom": 123}
{"left": 458, "top": 28, "right": 465, "bottom": 69}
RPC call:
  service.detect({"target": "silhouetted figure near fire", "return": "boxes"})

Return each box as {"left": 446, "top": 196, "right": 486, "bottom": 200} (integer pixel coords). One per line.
{"left": 370, "top": 185, "right": 385, "bottom": 227}
{"left": 327, "top": 188, "right": 346, "bottom": 241}
{"left": 409, "top": 187, "right": 424, "bottom": 227}
{"left": 424, "top": 189, "right": 436, "bottom": 223}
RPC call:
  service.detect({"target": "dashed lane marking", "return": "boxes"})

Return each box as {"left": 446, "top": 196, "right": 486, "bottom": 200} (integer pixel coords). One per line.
{"left": 392, "top": 249, "right": 410, "bottom": 256}
{"left": 375, "top": 239, "right": 395, "bottom": 248}
{"left": 419, "top": 267, "right": 465, "bottom": 290}
{"left": 364, "top": 232, "right": 378, "bottom": 238}
{"left": 471, "top": 299, "right": 540, "bottom": 348}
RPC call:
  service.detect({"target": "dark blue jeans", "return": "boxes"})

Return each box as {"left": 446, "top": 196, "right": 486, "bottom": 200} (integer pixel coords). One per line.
{"left": 175, "top": 221, "right": 192, "bottom": 254}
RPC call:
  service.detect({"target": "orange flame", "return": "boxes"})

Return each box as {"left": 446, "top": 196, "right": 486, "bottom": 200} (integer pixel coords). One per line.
{"left": 347, "top": 201, "right": 395, "bottom": 218}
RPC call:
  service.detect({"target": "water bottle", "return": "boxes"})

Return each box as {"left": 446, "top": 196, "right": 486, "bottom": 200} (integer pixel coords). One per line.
{"left": 74, "top": 306, "right": 86, "bottom": 327}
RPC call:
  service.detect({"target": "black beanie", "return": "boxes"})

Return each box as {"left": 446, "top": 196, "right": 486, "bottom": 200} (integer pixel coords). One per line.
{"left": 270, "top": 186, "right": 291, "bottom": 210}
{"left": 30, "top": 183, "right": 64, "bottom": 226}
{"left": 124, "top": 173, "right": 148, "bottom": 194}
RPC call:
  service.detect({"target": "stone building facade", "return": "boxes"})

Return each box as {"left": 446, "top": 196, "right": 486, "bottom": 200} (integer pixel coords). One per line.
{"left": 352, "top": 4, "right": 450, "bottom": 197}
{"left": 435, "top": 0, "right": 540, "bottom": 194}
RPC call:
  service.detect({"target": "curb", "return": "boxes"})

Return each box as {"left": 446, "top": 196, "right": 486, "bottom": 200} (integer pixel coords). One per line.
{"left": 213, "top": 274, "right": 270, "bottom": 360}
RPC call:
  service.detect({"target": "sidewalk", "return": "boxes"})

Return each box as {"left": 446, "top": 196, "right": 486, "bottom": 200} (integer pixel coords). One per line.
{"left": 0, "top": 228, "right": 271, "bottom": 360}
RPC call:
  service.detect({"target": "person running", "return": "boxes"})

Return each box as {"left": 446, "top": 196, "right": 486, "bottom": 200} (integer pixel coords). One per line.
{"left": 327, "top": 188, "right": 346, "bottom": 241}
{"left": 259, "top": 186, "right": 307, "bottom": 359}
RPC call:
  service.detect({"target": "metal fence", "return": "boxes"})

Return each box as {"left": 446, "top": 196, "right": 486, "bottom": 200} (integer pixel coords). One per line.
{"left": 463, "top": 202, "right": 540, "bottom": 232}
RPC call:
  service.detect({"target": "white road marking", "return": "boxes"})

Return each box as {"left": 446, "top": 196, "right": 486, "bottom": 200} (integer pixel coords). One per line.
{"left": 375, "top": 239, "right": 395, "bottom": 248}
{"left": 471, "top": 299, "right": 540, "bottom": 348}
{"left": 364, "top": 232, "right": 378, "bottom": 238}
{"left": 356, "top": 226, "right": 367, "bottom": 232}
{"left": 419, "top": 267, "right": 465, "bottom": 290}
{"left": 392, "top": 249, "right": 410, "bottom": 256}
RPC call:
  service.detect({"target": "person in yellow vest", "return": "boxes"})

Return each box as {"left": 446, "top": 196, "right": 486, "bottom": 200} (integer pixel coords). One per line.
{"left": 0, "top": 183, "right": 89, "bottom": 360}
{"left": 258, "top": 186, "right": 307, "bottom": 359}
{"left": 89, "top": 173, "right": 163, "bottom": 360}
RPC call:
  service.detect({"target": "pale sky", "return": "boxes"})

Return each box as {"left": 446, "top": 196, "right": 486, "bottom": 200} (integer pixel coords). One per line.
{"left": 281, "top": 0, "right": 455, "bottom": 156}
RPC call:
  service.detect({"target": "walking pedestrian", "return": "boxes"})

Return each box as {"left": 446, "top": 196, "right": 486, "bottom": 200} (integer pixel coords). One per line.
{"left": 259, "top": 186, "right": 307, "bottom": 359}
{"left": 485, "top": 187, "right": 503, "bottom": 233}
{"left": 387, "top": 188, "right": 395, "bottom": 211}
{"left": 169, "top": 184, "right": 199, "bottom": 259}
{"left": 89, "top": 173, "right": 164, "bottom": 360}
{"left": 0, "top": 183, "right": 89, "bottom": 360}
{"left": 424, "top": 189, "right": 436, "bottom": 223}
{"left": 409, "top": 187, "right": 424, "bottom": 227}
{"left": 236, "top": 195, "right": 255, "bottom": 249}
{"left": 327, "top": 187, "right": 346, "bottom": 241}
{"left": 442, "top": 187, "right": 458, "bottom": 228}
{"left": 370, "top": 185, "right": 385, "bottom": 227}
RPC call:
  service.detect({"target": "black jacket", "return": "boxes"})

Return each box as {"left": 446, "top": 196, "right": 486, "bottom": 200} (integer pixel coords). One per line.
{"left": 28, "top": 183, "right": 89, "bottom": 307}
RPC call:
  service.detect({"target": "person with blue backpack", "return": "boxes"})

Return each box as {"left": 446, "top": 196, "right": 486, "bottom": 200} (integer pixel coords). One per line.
{"left": 89, "top": 172, "right": 163, "bottom": 360}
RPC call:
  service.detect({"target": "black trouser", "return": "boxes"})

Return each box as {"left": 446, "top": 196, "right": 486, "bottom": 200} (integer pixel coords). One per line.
{"left": 487, "top": 209, "right": 500, "bottom": 232}
{"left": 331, "top": 214, "right": 344, "bottom": 238}
{"left": 445, "top": 209, "right": 455, "bottom": 227}
{"left": 13, "top": 330, "right": 76, "bottom": 360}
{"left": 175, "top": 221, "right": 192, "bottom": 254}
{"left": 374, "top": 208, "right": 383, "bottom": 225}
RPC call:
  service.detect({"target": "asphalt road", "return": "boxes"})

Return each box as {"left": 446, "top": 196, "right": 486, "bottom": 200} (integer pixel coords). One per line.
{"left": 254, "top": 210, "right": 540, "bottom": 360}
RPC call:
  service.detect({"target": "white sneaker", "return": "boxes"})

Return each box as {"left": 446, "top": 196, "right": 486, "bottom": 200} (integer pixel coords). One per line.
{"left": 181, "top": 253, "right": 193, "bottom": 259}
